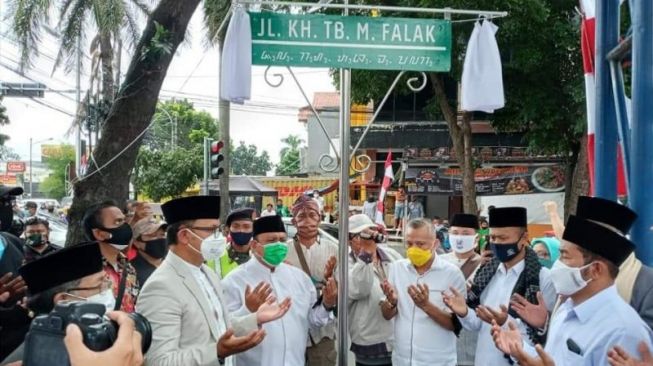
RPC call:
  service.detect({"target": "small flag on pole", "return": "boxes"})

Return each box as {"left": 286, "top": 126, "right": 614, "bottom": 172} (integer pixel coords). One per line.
{"left": 376, "top": 152, "right": 394, "bottom": 226}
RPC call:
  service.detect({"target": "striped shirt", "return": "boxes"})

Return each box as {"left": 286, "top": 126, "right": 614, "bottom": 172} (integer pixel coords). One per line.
{"left": 286, "top": 235, "right": 339, "bottom": 344}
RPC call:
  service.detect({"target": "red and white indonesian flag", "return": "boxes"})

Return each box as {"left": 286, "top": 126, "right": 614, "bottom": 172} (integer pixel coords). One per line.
{"left": 580, "top": 0, "right": 627, "bottom": 196}
{"left": 376, "top": 152, "right": 394, "bottom": 226}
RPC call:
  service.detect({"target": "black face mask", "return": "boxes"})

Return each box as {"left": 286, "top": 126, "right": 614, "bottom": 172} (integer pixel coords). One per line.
{"left": 143, "top": 238, "right": 168, "bottom": 259}
{"left": 26, "top": 233, "right": 45, "bottom": 247}
{"left": 231, "top": 232, "right": 253, "bottom": 246}
{"left": 100, "top": 223, "right": 133, "bottom": 249}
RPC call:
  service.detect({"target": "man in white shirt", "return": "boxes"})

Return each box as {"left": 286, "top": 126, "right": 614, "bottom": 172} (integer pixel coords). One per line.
{"left": 260, "top": 204, "right": 276, "bottom": 217}
{"left": 381, "top": 218, "right": 466, "bottom": 366}
{"left": 442, "top": 207, "right": 557, "bottom": 366}
{"left": 348, "top": 214, "right": 402, "bottom": 366}
{"left": 440, "top": 213, "right": 483, "bottom": 366}
{"left": 492, "top": 215, "right": 653, "bottom": 365}
{"left": 285, "top": 195, "right": 338, "bottom": 366}
{"left": 222, "top": 215, "right": 338, "bottom": 366}
{"left": 137, "top": 196, "right": 291, "bottom": 366}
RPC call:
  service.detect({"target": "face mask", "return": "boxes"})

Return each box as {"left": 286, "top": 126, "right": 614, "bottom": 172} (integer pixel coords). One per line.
{"left": 231, "top": 232, "right": 253, "bottom": 246}
{"left": 550, "top": 260, "right": 593, "bottom": 296}
{"left": 261, "top": 242, "right": 288, "bottom": 267}
{"left": 490, "top": 242, "right": 522, "bottom": 263}
{"left": 26, "top": 233, "right": 45, "bottom": 247}
{"left": 406, "top": 247, "right": 433, "bottom": 267}
{"left": 186, "top": 230, "right": 227, "bottom": 261}
{"left": 66, "top": 288, "right": 116, "bottom": 314}
{"left": 143, "top": 238, "right": 168, "bottom": 259}
{"left": 538, "top": 257, "right": 554, "bottom": 269}
{"left": 450, "top": 234, "right": 476, "bottom": 254}
{"left": 101, "top": 223, "right": 133, "bottom": 250}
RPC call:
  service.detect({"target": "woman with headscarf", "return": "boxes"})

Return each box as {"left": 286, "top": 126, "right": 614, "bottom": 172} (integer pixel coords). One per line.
{"left": 531, "top": 237, "right": 560, "bottom": 269}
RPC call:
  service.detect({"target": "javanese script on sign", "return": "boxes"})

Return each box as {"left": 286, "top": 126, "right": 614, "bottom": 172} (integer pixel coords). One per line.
{"left": 250, "top": 12, "right": 451, "bottom": 72}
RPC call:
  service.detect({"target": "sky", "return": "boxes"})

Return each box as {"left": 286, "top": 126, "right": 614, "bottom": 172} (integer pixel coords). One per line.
{"left": 0, "top": 2, "right": 336, "bottom": 165}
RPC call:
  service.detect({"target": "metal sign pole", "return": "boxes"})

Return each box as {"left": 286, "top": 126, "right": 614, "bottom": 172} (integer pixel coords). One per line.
{"left": 337, "top": 2, "right": 351, "bottom": 365}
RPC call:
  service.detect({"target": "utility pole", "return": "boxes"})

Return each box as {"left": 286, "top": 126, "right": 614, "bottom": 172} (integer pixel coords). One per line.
{"left": 218, "top": 36, "right": 230, "bottom": 222}
{"left": 75, "top": 37, "right": 82, "bottom": 177}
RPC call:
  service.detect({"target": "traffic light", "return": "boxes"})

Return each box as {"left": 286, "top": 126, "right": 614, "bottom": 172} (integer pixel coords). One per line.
{"left": 210, "top": 140, "right": 225, "bottom": 179}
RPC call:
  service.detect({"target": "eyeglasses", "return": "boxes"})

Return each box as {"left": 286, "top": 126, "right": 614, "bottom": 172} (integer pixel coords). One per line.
{"left": 67, "top": 279, "right": 112, "bottom": 294}
{"left": 190, "top": 226, "right": 222, "bottom": 238}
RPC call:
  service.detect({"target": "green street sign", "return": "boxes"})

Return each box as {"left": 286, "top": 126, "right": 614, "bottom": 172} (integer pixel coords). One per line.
{"left": 250, "top": 12, "right": 451, "bottom": 72}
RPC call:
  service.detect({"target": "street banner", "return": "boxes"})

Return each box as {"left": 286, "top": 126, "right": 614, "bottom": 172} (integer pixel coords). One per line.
{"left": 405, "top": 165, "right": 566, "bottom": 196}
{"left": 250, "top": 12, "right": 452, "bottom": 71}
{"left": 6, "top": 161, "right": 26, "bottom": 173}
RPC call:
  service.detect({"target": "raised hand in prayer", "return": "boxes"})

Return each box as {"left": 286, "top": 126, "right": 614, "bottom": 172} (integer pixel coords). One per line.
{"left": 511, "top": 292, "right": 548, "bottom": 329}
{"left": 491, "top": 319, "right": 523, "bottom": 355}
{"left": 218, "top": 328, "right": 267, "bottom": 358}
{"left": 0, "top": 273, "right": 27, "bottom": 304}
{"left": 256, "top": 297, "right": 292, "bottom": 325}
{"left": 408, "top": 284, "right": 430, "bottom": 309}
{"left": 323, "top": 256, "right": 337, "bottom": 280}
{"left": 322, "top": 277, "right": 338, "bottom": 309}
{"left": 245, "top": 282, "right": 273, "bottom": 312}
{"left": 510, "top": 343, "right": 556, "bottom": 366}
{"left": 609, "top": 342, "right": 653, "bottom": 366}
{"left": 442, "top": 286, "right": 468, "bottom": 317}
{"left": 381, "top": 279, "right": 398, "bottom": 307}
{"left": 476, "top": 304, "right": 509, "bottom": 326}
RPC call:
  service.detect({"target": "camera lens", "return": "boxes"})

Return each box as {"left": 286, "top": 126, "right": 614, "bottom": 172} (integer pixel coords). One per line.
{"left": 110, "top": 312, "right": 152, "bottom": 354}
{"left": 129, "top": 312, "right": 152, "bottom": 354}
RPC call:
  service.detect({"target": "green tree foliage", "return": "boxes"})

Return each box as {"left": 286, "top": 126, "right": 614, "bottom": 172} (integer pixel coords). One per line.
{"left": 144, "top": 99, "right": 219, "bottom": 151}
{"left": 230, "top": 141, "right": 273, "bottom": 176}
{"left": 134, "top": 146, "right": 203, "bottom": 202}
{"left": 275, "top": 135, "right": 304, "bottom": 176}
{"left": 0, "top": 96, "right": 8, "bottom": 146}
{"left": 41, "top": 145, "right": 75, "bottom": 200}
{"left": 342, "top": 0, "right": 585, "bottom": 212}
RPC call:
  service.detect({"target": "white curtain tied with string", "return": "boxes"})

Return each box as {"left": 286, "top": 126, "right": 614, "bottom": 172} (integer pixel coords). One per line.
{"left": 460, "top": 20, "right": 504, "bottom": 113}
{"left": 220, "top": 6, "right": 252, "bottom": 104}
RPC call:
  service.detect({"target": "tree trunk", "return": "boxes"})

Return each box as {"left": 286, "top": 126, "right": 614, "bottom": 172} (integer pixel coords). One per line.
{"left": 99, "top": 32, "right": 115, "bottom": 104}
{"left": 565, "top": 134, "right": 590, "bottom": 219}
{"left": 65, "top": 0, "right": 202, "bottom": 246}
{"left": 429, "top": 73, "right": 478, "bottom": 214}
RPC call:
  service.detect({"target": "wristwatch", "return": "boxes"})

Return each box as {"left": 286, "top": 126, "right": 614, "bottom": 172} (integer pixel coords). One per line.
{"left": 218, "top": 356, "right": 225, "bottom": 365}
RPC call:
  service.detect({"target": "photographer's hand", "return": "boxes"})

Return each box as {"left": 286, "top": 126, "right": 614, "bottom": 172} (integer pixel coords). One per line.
{"left": 64, "top": 311, "right": 144, "bottom": 366}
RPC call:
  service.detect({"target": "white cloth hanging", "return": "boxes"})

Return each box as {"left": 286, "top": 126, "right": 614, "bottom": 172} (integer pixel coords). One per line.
{"left": 460, "top": 20, "right": 505, "bottom": 113}
{"left": 220, "top": 6, "right": 252, "bottom": 104}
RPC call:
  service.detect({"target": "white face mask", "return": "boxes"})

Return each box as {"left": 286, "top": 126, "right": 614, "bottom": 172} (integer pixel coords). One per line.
{"left": 66, "top": 288, "right": 116, "bottom": 314}
{"left": 449, "top": 234, "right": 476, "bottom": 254}
{"left": 550, "top": 260, "right": 594, "bottom": 296}
{"left": 186, "top": 229, "right": 227, "bottom": 261}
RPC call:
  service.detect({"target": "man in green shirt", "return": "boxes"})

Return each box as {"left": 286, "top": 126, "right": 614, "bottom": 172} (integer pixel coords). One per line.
{"left": 276, "top": 199, "right": 291, "bottom": 218}
{"left": 207, "top": 208, "right": 254, "bottom": 278}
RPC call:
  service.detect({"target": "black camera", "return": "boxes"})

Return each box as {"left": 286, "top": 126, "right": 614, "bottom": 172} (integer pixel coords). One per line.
{"left": 23, "top": 301, "right": 152, "bottom": 366}
{"left": 373, "top": 232, "right": 387, "bottom": 243}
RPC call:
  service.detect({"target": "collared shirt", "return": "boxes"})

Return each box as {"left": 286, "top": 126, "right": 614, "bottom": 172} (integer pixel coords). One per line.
{"left": 388, "top": 256, "right": 467, "bottom": 366}
{"left": 222, "top": 258, "right": 333, "bottom": 366}
{"left": 440, "top": 252, "right": 481, "bottom": 366}
{"left": 458, "top": 259, "right": 557, "bottom": 366}
{"left": 286, "top": 235, "right": 339, "bottom": 344}
{"left": 527, "top": 285, "right": 653, "bottom": 365}
{"left": 177, "top": 254, "right": 229, "bottom": 341}
{"left": 103, "top": 254, "right": 140, "bottom": 313}
{"left": 22, "top": 243, "right": 58, "bottom": 264}
{"left": 348, "top": 245, "right": 403, "bottom": 363}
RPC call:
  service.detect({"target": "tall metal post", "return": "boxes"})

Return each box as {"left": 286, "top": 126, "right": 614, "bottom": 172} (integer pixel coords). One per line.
{"left": 337, "top": 3, "right": 351, "bottom": 365}
{"left": 75, "top": 38, "right": 82, "bottom": 177}
{"left": 218, "top": 36, "right": 231, "bottom": 222}
{"left": 593, "top": 0, "right": 619, "bottom": 199}
{"left": 29, "top": 138, "right": 33, "bottom": 197}
{"left": 203, "top": 137, "right": 211, "bottom": 195}
{"left": 630, "top": 0, "right": 653, "bottom": 264}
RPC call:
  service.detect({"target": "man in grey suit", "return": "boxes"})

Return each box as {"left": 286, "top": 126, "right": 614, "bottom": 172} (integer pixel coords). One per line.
{"left": 137, "top": 196, "right": 291, "bottom": 366}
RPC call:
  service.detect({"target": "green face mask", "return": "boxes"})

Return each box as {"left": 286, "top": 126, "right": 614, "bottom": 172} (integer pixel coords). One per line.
{"left": 262, "top": 242, "right": 288, "bottom": 266}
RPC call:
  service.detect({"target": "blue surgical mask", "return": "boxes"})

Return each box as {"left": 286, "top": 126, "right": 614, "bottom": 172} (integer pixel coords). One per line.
{"left": 231, "top": 232, "right": 253, "bottom": 246}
